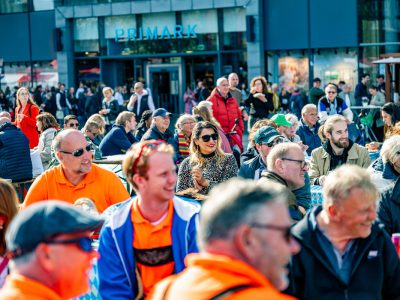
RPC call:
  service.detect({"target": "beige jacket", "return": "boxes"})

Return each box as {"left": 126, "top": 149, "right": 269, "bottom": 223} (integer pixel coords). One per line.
{"left": 309, "top": 143, "right": 371, "bottom": 184}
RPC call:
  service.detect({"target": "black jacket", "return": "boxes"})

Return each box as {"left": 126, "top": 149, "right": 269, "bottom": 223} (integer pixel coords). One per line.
{"left": 141, "top": 125, "right": 174, "bottom": 145}
{"left": 287, "top": 206, "right": 400, "bottom": 300}
{"left": 378, "top": 176, "right": 400, "bottom": 235}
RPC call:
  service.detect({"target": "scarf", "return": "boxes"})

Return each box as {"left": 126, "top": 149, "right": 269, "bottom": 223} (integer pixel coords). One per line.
{"left": 178, "top": 131, "right": 190, "bottom": 159}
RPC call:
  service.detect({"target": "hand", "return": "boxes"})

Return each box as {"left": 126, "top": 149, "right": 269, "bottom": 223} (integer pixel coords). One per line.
{"left": 366, "top": 142, "right": 379, "bottom": 151}
{"left": 242, "top": 110, "right": 249, "bottom": 121}
{"left": 319, "top": 175, "right": 327, "bottom": 186}
{"left": 99, "top": 109, "right": 107, "bottom": 115}
{"left": 192, "top": 166, "right": 209, "bottom": 188}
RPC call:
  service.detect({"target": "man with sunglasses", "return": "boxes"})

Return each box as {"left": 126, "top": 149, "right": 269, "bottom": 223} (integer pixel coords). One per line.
{"left": 98, "top": 140, "right": 200, "bottom": 299}
{"left": 23, "top": 129, "right": 130, "bottom": 212}
{"left": 0, "top": 200, "right": 104, "bottom": 299}
{"left": 63, "top": 114, "right": 79, "bottom": 129}
{"left": 259, "top": 142, "right": 310, "bottom": 221}
{"left": 286, "top": 165, "right": 400, "bottom": 299}
{"left": 318, "top": 83, "right": 353, "bottom": 125}
{"left": 149, "top": 179, "right": 299, "bottom": 300}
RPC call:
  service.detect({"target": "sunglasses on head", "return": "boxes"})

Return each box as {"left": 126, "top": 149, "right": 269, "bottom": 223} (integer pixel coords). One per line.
{"left": 200, "top": 133, "right": 219, "bottom": 142}
{"left": 45, "top": 237, "right": 93, "bottom": 253}
{"left": 251, "top": 223, "right": 292, "bottom": 243}
{"left": 59, "top": 144, "right": 92, "bottom": 157}
{"left": 132, "top": 140, "right": 166, "bottom": 173}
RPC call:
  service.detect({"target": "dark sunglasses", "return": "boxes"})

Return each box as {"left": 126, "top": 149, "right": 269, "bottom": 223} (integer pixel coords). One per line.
{"left": 262, "top": 137, "right": 283, "bottom": 148}
{"left": 59, "top": 144, "right": 92, "bottom": 157}
{"left": 251, "top": 223, "right": 292, "bottom": 243}
{"left": 45, "top": 237, "right": 93, "bottom": 253}
{"left": 132, "top": 140, "right": 166, "bottom": 173}
{"left": 200, "top": 133, "right": 219, "bottom": 142}
{"left": 69, "top": 122, "right": 79, "bottom": 127}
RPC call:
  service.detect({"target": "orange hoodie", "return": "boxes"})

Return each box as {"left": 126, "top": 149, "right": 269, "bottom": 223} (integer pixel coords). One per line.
{"left": 148, "top": 253, "right": 297, "bottom": 300}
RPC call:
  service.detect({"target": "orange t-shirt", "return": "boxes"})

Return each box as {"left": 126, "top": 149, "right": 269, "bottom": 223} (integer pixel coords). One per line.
{"left": 23, "top": 164, "right": 130, "bottom": 212}
{"left": 131, "top": 199, "right": 174, "bottom": 296}
{"left": 0, "top": 274, "right": 63, "bottom": 300}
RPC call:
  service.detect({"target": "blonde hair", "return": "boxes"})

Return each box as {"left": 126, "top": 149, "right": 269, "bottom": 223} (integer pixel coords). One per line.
{"left": 0, "top": 179, "right": 19, "bottom": 255}
{"left": 323, "top": 115, "right": 347, "bottom": 136}
{"left": 87, "top": 114, "right": 106, "bottom": 136}
{"left": 380, "top": 135, "right": 400, "bottom": 164}
{"left": 116, "top": 111, "right": 136, "bottom": 126}
{"left": 16, "top": 87, "right": 38, "bottom": 108}
{"left": 102, "top": 86, "right": 114, "bottom": 96}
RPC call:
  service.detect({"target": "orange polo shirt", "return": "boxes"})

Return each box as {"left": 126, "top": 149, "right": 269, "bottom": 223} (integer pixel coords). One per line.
{"left": 0, "top": 274, "right": 63, "bottom": 300}
{"left": 23, "top": 164, "right": 130, "bottom": 212}
{"left": 131, "top": 198, "right": 174, "bottom": 296}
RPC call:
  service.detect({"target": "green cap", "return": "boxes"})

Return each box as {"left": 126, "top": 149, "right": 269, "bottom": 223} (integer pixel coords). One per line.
{"left": 271, "top": 114, "right": 292, "bottom": 127}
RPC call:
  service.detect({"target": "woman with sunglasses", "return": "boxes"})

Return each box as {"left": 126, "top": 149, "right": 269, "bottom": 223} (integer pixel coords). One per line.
{"left": 176, "top": 121, "right": 238, "bottom": 195}
{"left": 35, "top": 113, "right": 60, "bottom": 170}
{"left": 0, "top": 179, "right": 19, "bottom": 288}
{"left": 15, "top": 87, "right": 40, "bottom": 149}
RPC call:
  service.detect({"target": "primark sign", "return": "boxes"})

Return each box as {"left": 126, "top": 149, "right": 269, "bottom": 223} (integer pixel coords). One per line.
{"left": 115, "top": 24, "right": 197, "bottom": 41}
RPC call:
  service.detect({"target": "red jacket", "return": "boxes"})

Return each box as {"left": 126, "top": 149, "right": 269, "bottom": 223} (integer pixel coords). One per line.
{"left": 207, "top": 89, "right": 244, "bottom": 151}
{"left": 15, "top": 103, "right": 39, "bottom": 149}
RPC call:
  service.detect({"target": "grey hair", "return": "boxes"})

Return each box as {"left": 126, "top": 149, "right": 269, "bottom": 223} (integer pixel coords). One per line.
{"left": 198, "top": 178, "right": 288, "bottom": 250}
{"left": 380, "top": 135, "right": 400, "bottom": 164}
{"left": 216, "top": 77, "right": 228, "bottom": 87}
{"left": 175, "top": 114, "right": 196, "bottom": 130}
{"left": 301, "top": 104, "right": 317, "bottom": 115}
{"left": 322, "top": 165, "right": 378, "bottom": 210}
{"left": 267, "top": 142, "right": 302, "bottom": 172}
{"left": 285, "top": 114, "right": 299, "bottom": 131}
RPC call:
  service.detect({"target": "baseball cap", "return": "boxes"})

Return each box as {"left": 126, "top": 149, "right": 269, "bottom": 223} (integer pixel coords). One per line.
{"left": 271, "top": 114, "right": 292, "bottom": 127}
{"left": 254, "top": 126, "right": 282, "bottom": 145}
{"left": 152, "top": 108, "right": 172, "bottom": 118}
{"left": 6, "top": 201, "right": 104, "bottom": 258}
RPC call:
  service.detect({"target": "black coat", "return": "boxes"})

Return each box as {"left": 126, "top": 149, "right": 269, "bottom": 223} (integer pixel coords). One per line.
{"left": 378, "top": 176, "right": 400, "bottom": 235}
{"left": 287, "top": 206, "right": 400, "bottom": 300}
{"left": 141, "top": 125, "right": 174, "bottom": 145}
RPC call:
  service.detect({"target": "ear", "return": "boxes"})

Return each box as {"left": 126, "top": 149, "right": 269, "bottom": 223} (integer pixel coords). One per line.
{"left": 327, "top": 204, "right": 339, "bottom": 220}
{"left": 132, "top": 173, "right": 146, "bottom": 189}
{"left": 275, "top": 158, "right": 284, "bottom": 172}
{"left": 233, "top": 224, "right": 258, "bottom": 263}
{"left": 55, "top": 151, "right": 63, "bottom": 161}
{"left": 255, "top": 144, "right": 262, "bottom": 152}
{"left": 35, "top": 244, "right": 55, "bottom": 272}
{"left": 325, "top": 131, "right": 332, "bottom": 140}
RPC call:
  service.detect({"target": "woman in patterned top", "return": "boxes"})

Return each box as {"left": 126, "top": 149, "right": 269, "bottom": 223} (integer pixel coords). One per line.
{"left": 176, "top": 121, "right": 238, "bottom": 195}
{"left": 172, "top": 114, "right": 196, "bottom": 166}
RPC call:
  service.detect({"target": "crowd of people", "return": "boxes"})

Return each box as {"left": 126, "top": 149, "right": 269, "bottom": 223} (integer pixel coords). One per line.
{"left": 1, "top": 71, "right": 400, "bottom": 299}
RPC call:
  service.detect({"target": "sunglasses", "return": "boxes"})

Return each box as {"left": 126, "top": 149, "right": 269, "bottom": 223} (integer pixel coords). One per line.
{"left": 59, "top": 144, "right": 92, "bottom": 157}
{"left": 200, "top": 133, "right": 219, "bottom": 142}
{"left": 262, "top": 137, "right": 283, "bottom": 148}
{"left": 132, "top": 140, "right": 166, "bottom": 173}
{"left": 251, "top": 223, "right": 292, "bottom": 243}
{"left": 45, "top": 237, "right": 93, "bottom": 253}
{"left": 69, "top": 123, "right": 79, "bottom": 128}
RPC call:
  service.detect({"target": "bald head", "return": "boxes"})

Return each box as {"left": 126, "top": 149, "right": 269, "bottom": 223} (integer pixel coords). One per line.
{"left": 52, "top": 129, "right": 85, "bottom": 153}
{"left": 228, "top": 73, "right": 239, "bottom": 88}
{"left": 0, "top": 112, "right": 11, "bottom": 121}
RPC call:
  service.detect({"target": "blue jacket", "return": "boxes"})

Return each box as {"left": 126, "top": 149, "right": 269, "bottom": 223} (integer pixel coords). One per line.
{"left": 0, "top": 122, "right": 32, "bottom": 181}
{"left": 239, "top": 154, "right": 311, "bottom": 210}
{"left": 296, "top": 119, "right": 321, "bottom": 156}
{"left": 99, "top": 124, "right": 137, "bottom": 156}
{"left": 98, "top": 197, "right": 200, "bottom": 299}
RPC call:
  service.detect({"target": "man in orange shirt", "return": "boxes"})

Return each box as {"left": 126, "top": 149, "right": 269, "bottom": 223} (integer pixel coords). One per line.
{"left": 0, "top": 201, "right": 104, "bottom": 300}
{"left": 23, "top": 129, "right": 130, "bottom": 212}
{"left": 98, "top": 140, "right": 200, "bottom": 299}
{"left": 150, "top": 179, "right": 300, "bottom": 300}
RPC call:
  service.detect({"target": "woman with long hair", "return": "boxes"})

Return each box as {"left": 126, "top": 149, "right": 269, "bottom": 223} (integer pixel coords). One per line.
{"left": 36, "top": 113, "right": 60, "bottom": 170}
{"left": 245, "top": 76, "right": 274, "bottom": 130}
{"left": 192, "top": 101, "right": 232, "bottom": 153}
{"left": 15, "top": 87, "right": 40, "bottom": 148}
{"left": 0, "top": 179, "right": 19, "bottom": 287}
{"left": 381, "top": 102, "right": 400, "bottom": 140}
{"left": 176, "top": 121, "right": 238, "bottom": 195}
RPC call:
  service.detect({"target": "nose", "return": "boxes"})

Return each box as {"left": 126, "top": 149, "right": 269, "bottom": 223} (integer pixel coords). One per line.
{"left": 289, "top": 237, "right": 301, "bottom": 255}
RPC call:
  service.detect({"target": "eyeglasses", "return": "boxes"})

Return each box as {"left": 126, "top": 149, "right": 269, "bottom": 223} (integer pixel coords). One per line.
{"left": 200, "top": 133, "right": 219, "bottom": 142}
{"left": 250, "top": 223, "right": 292, "bottom": 243}
{"left": 69, "top": 122, "right": 79, "bottom": 128}
{"left": 262, "top": 137, "right": 283, "bottom": 148}
{"left": 281, "top": 157, "right": 309, "bottom": 169}
{"left": 327, "top": 91, "right": 337, "bottom": 94}
{"left": 132, "top": 140, "right": 166, "bottom": 173}
{"left": 45, "top": 237, "right": 93, "bottom": 253}
{"left": 59, "top": 144, "right": 92, "bottom": 157}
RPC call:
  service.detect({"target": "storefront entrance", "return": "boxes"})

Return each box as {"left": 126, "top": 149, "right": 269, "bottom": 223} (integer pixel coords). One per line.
{"left": 146, "top": 63, "right": 182, "bottom": 114}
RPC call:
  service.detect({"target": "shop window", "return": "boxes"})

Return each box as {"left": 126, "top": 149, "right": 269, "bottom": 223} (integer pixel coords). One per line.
{"left": 0, "top": 0, "right": 28, "bottom": 13}
{"left": 76, "top": 59, "right": 100, "bottom": 84}
{"left": 278, "top": 52, "right": 309, "bottom": 90}
{"left": 33, "top": 0, "right": 54, "bottom": 11}
{"left": 74, "top": 18, "right": 99, "bottom": 55}
{"left": 314, "top": 48, "right": 358, "bottom": 89}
